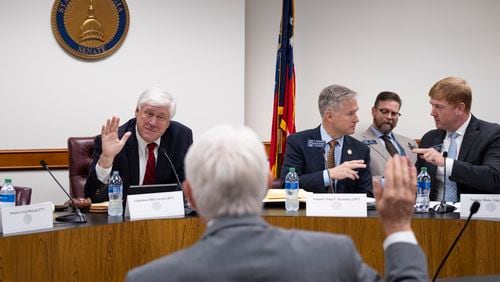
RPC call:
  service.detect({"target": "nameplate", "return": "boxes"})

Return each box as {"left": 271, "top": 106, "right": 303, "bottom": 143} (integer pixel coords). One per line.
{"left": 460, "top": 194, "right": 500, "bottom": 219}
{"left": 306, "top": 193, "right": 367, "bottom": 217}
{"left": 125, "top": 191, "right": 184, "bottom": 220}
{"left": 307, "top": 139, "right": 326, "bottom": 148}
{"left": 362, "top": 139, "right": 377, "bottom": 145}
{"left": 0, "top": 202, "right": 54, "bottom": 235}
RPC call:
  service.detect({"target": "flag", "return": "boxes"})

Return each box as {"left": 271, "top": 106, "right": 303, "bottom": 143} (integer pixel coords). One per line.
{"left": 270, "top": 0, "right": 296, "bottom": 179}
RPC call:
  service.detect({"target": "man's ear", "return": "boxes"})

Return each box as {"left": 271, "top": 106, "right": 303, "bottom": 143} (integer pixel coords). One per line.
{"left": 183, "top": 180, "right": 197, "bottom": 210}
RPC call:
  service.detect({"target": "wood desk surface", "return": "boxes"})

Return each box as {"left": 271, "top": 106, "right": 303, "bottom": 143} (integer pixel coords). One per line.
{"left": 0, "top": 209, "right": 498, "bottom": 281}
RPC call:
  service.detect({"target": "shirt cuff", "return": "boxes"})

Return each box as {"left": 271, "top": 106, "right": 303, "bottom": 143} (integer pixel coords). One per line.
{"left": 323, "top": 170, "right": 330, "bottom": 187}
{"left": 383, "top": 231, "right": 418, "bottom": 250}
{"left": 96, "top": 162, "right": 112, "bottom": 184}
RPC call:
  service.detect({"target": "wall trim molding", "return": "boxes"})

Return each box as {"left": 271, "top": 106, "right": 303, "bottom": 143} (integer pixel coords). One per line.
{"left": 0, "top": 149, "right": 68, "bottom": 171}
{"left": 0, "top": 142, "right": 272, "bottom": 171}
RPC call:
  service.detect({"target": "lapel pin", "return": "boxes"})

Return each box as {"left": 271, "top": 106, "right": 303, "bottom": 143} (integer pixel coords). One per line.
{"left": 347, "top": 149, "right": 352, "bottom": 155}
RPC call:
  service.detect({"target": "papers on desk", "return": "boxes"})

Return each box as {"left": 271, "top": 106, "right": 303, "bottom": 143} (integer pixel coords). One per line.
{"left": 264, "top": 189, "right": 312, "bottom": 203}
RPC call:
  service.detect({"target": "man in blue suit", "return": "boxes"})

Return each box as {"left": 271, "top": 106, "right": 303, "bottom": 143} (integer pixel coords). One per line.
{"left": 281, "top": 84, "right": 372, "bottom": 195}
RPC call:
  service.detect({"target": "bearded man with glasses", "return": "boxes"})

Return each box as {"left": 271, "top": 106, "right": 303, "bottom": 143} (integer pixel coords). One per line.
{"left": 356, "top": 91, "right": 417, "bottom": 177}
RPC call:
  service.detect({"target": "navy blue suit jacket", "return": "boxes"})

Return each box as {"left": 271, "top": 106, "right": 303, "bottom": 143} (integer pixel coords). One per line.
{"left": 416, "top": 115, "right": 500, "bottom": 200}
{"left": 84, "top": 118, "right": 193, "bottom": 203}
{"left": 281, "top": 126, "right": 373, "bottom": 196}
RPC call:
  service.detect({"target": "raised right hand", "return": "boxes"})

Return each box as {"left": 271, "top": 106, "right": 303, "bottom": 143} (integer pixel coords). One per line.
{"left": 98, "top": 116, "right": 131, "bottom": 168}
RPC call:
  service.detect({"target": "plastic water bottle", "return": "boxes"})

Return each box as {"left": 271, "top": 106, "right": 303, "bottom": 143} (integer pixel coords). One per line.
{"left": 108, "top": 171, "right": 123, "bottom": 216}
{"left": 416, "top": 167, "right": 431, "bottom": 212}
{"left": 0, "top": 178, "right": 16, "bottom": 208}
{"left": 285, "top": 168, "right": 299, "bottom": 212}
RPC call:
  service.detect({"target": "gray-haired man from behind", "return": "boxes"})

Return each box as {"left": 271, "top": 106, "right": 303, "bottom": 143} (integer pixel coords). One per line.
{"left": 126, "top": 125, "right": 428, "bottom": 282}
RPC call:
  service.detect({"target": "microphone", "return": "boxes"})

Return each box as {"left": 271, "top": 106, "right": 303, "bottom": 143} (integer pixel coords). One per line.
{"left": 158, "top": 148, "right": 195, "bottom": 215}
{"left": 322, "top": 144, "right": 335, "bottom": 193}
{"left": 433, "top": 151, "right": 456, "bottom": 213}
{"left": 432, "top": 201, "right": 480, "bottom": 281}
{"left": 40, "top": 160, "right": 87, "bottom": 223}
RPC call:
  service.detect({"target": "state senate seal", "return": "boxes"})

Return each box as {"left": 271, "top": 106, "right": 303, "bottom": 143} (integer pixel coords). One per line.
{"left": 51, "top": 0, "right": 130, "bottom": 60}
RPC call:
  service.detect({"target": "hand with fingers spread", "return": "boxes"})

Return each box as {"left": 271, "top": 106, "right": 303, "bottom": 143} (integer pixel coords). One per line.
{"left": 412, "top": 148, "right": 444, "bottom": 167}
{"left": 374, "top": 155, "right": 417, "bottom": 236}
{"left": 328, "top": 159, "right": 366, "bottom": 181}
{"left": 98, "top": 116, "right": 132, "bottom": 168}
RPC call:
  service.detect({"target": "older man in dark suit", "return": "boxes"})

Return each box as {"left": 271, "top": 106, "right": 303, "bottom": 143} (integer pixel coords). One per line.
{"left": 413, "top": 77, "right": 500, "bottom": 202}
{"left": 281, "top": 84, "right": 372, "bottom": 195}
{"left": 84, "top": 87, "right": 193, "bottom": 203}
{"left": 126, "top": 125, "right": 427, "bottom": 282}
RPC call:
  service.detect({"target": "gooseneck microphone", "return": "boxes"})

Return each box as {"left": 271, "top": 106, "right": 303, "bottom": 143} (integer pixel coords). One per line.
{"left": 433, "top": 152, "right": 456, "bottom": 213}
{"left": 432, "top": 201, "right": 480, "bottom": 281}
{"left": 322, "top": 145, "right": 335, "bottom": 193}
{"left": 159, "top": 148, "right": 194, "bottom": 215}
{"left": 40, "top": 160, "right": 87, "bottom": 223}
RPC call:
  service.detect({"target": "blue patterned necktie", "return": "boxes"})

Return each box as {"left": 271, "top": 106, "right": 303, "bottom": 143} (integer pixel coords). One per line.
{"left": 444, "top": 132, "right": 458, "bottom": 202}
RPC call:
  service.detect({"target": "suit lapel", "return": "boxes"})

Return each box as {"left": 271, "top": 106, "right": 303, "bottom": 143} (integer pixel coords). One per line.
{"left": 459, "top": 116, "right": 479, "bottom": 161}
{"left": 126, "top": 132, "right": 140, "bottom": 185}
{"left": 362, "top": 129, "right": 390, "bottom": 161}
{"left": 309, "top": 126, "right": 327, "bottom": 170}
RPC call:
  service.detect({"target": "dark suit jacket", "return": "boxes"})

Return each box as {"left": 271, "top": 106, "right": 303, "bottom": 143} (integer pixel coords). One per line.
{"left": 126, "top": 216, "right": 428, "bottom": 282}
{"left": 416, "top": 115, "right": 500, "bottom": 200}
{"left": 84, "top": 118, "right": 193, "bottom": 203}
{"left": 281, "top": 126, "right": 373, "bottom": 196}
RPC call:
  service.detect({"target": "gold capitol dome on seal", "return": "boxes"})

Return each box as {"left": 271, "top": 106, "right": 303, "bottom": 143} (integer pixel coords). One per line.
{"left": 51, "top": 0, "right": 130, "bottom": 60}
{"left": 79, "top": 0, "right": 105, "bottom": 46}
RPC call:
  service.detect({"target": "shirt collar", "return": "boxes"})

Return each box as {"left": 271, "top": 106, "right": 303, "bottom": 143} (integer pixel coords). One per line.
{"left": 448, "top": 113, "right": 471, "bottom": 137}
{"left": 135, "top": 125, "right": 161, "bottom": 153}
{"left": 320, "top": 124, "right": 344, "bottom": 147}
{"left": 370, "top": 125, "right": 394, "bottom": 139}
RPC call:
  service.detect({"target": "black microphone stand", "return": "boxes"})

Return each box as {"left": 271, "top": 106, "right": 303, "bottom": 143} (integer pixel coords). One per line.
{"left": 159, "top": 148, "right": 195, "bottom": 215}
{"left": 433, "top": 152, "right": 456, "bottom": 213}
{"left": 432, "top": 201, "right": 480, "bottom": 281}
{"left": 40, "top": 160, "right": 87, "bottom": 223}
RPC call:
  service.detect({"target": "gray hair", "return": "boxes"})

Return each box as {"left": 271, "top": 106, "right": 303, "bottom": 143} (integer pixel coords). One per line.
{"left": 136, "top": 87, "right": 177, "bottom": 118}
{"left": 318, "top": 84, "right": 357, "bottom": 117}
{"left": 184, "top": 125, "right": 268, "bottom": 221}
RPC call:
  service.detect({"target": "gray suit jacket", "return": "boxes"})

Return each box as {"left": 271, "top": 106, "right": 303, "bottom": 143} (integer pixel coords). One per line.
{"left": 356, "top": 127, "right": 417, "bottom": 177}
{"left": 126, "top": 216, "right": 427, "bottom": 282}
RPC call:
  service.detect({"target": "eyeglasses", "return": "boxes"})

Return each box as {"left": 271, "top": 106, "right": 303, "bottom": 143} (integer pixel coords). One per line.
{"left": 377, "top": 108, "right": 401, "bottom": 117}
{"left": 141, "top": 110, "right": 169, "bottom": 122}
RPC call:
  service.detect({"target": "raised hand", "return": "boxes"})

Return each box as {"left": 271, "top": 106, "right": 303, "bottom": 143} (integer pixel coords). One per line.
{"left": 374, "top": 155, "right": 417, "bottom": 236}
{"left": 98, "top": 116, "right": 132, "bottom": 168}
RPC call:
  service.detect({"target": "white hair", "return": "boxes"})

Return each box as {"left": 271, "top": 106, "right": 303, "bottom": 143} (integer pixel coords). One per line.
{"left": 136, "top": 86, "right": 176, "bottom": 118}
{"left": 185, "top": 125, "right": 268, "bottom": 221}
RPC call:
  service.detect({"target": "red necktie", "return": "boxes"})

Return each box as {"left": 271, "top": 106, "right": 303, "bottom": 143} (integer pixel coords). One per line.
{"left": 143, "top": 143, "right": 156, "bottom": 185}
